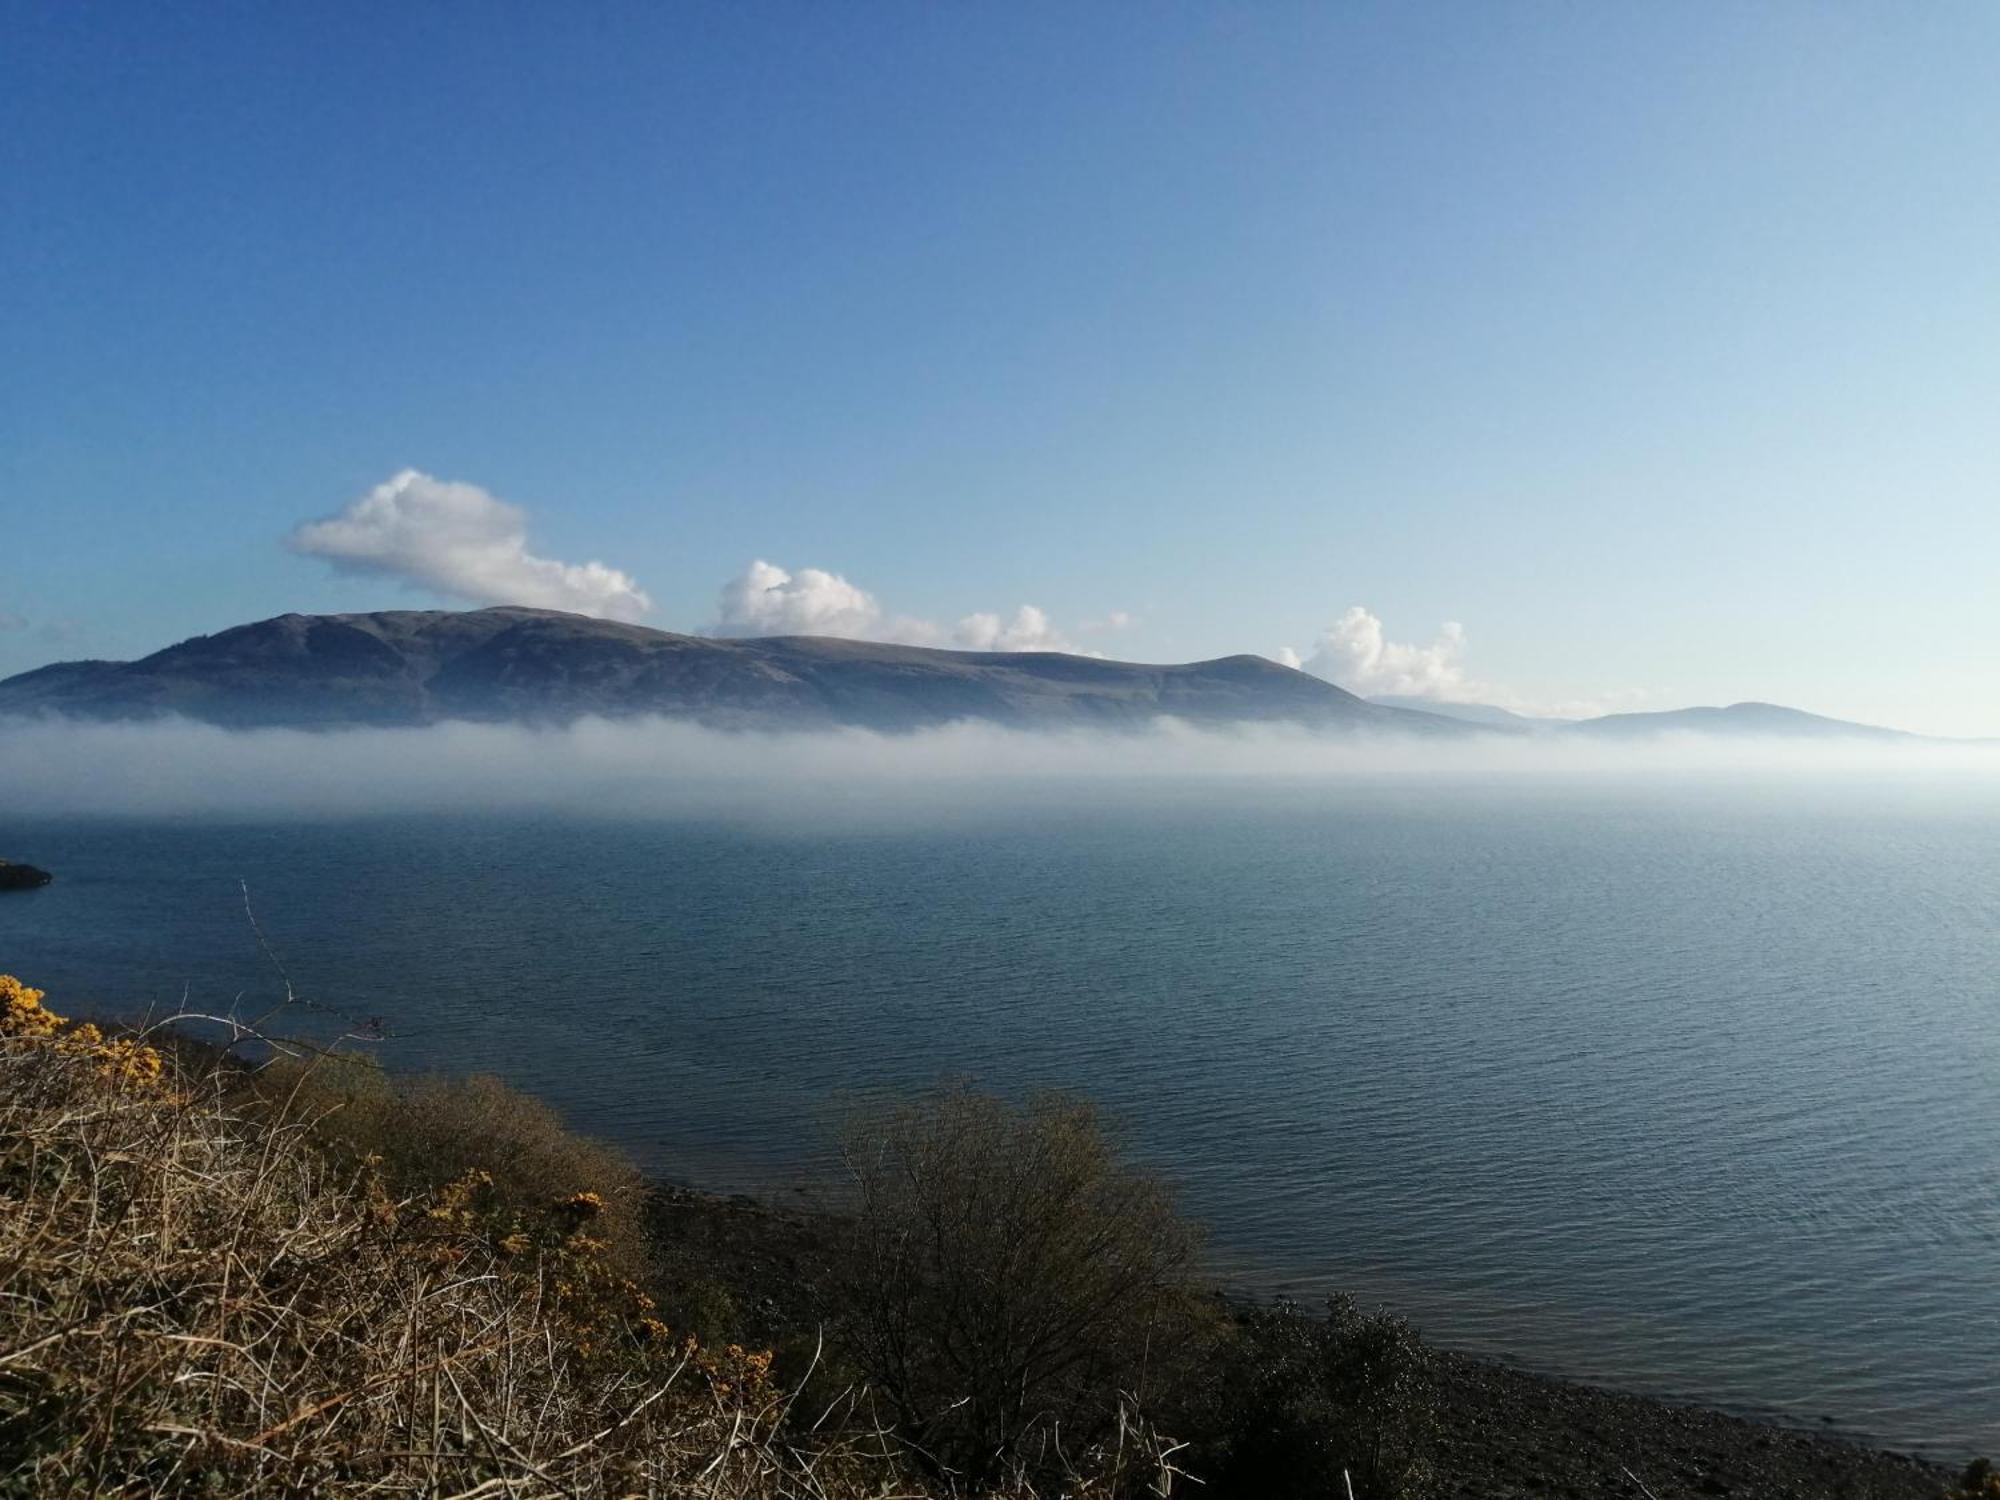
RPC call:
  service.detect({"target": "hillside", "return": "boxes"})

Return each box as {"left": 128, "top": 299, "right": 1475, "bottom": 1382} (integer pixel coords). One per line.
{"left": 0, "top": 607, "right": 1463, "bottom": 734}
{"left": 1367, "top": 695, "right": 1573, "bottom": 730}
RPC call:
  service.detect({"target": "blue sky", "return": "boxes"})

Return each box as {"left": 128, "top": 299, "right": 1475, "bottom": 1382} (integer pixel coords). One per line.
{"left": 3, "top": 3, "right": 1996, "bottom": 733}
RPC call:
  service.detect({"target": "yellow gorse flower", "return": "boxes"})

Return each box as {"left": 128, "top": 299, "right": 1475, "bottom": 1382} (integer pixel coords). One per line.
{"left": 0, "top": 974, "right": 64, "bottom": 1039}
{"left": 1, "top": 973, "right": 164, "bottom": 1088}
{"left": 428, "top": 1168, "right": 495, "bottom": 1225}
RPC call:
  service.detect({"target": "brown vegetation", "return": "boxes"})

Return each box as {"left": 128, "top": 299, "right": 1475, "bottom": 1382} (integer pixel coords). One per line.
{"left": 0, "top": 976, "right": 1184, "bottom": 1497}
{"left": 239, "top": 1055, "right": 653, "bottom": 1283}
{"left": 0, "top": 1017, "right": 852, "bottom": 1494}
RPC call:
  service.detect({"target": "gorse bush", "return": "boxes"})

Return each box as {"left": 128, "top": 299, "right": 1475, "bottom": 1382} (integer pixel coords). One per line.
{"left": 241, "top": 1053, "right": 652, "bottom": 1282}
{"left": 0, "top": 972, "right": 163, "bottom": 1088}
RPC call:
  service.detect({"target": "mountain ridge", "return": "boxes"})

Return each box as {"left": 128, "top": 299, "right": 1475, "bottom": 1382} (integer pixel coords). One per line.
{"left": 0, "top": 607, "right": 1462, "bottom": 734}
{"left": 2, "top": 610, "right": 1955, "bottom": 740}
{"left": 1366, "top": 695, "right": 1575, "bottom": 730}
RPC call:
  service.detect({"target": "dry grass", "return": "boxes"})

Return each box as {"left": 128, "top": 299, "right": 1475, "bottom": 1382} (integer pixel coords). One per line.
{"left": 0, "top": 981, "right": 1186, "bottom": 1498}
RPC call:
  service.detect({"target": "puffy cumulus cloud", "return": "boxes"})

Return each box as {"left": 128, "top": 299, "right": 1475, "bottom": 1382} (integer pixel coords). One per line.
{"left": 710, "top": 559, "right": 1092, "bottom": 654}
{"left": 1280, "top": 606, "right": 1479, "bottom": 700}
{"left": 1278, "top": 607, "right": 1662, "bottom": 720}
{"left": 710, "top": 559, "right": 908, "bottom": 639}
{"left": 953, "top": 605, "right": 1075, "bottom": 653}
{"left": 289, "top": 470, "right": 652, "bottom": 623}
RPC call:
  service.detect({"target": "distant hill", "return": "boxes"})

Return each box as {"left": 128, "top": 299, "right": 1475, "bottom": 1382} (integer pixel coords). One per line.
{"left": 1370, "top": 693, "right": 1939, "bottom": 741}
{"left": 1566, "top": 702, "right": 1911, "bottom": 740}
{"left": 0, "top": 607, "right": 1468, "bottom": 734}
{"left": 1367, "top": 695, "right": 1573, "bottom": 730}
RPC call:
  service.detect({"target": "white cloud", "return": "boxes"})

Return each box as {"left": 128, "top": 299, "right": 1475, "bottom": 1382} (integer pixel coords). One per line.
{"left": 954, "top": 605, "right": 1073, "bottom": 653}
{"left": 289, "top": 469, "right": 652, "bottom": 623}
{"left": 711, "top": 559, "right": 907, "bottom": 639}
{"left": 1280, "top": 605, "right": 1663, "bottom": 720}
{"left": 1291, "top": 606, "right": 1474, "bottom": 700}
{"left": 0, "top": 612, "right": 25, "bottom": 632}
{"left": 711, "top": 559, "right": 1089, "bottom": 654}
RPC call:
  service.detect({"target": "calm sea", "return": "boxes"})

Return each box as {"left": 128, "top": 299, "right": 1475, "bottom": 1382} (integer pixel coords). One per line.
{"left": 4, "top": 778, "right": 1997, "bottom": 1458}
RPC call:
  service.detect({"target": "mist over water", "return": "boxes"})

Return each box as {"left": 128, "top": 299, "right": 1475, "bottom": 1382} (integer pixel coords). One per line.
{"left": 4, "top": 721, "right": 1999, "bottom": 1458}
{"left": 1, "top": 715, "right": 1997, "bottom": 818}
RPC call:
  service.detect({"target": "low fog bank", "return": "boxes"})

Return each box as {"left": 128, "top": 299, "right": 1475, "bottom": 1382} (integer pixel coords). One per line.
{"left": 2, "top": 715, "right": 1997, "bottom": 820}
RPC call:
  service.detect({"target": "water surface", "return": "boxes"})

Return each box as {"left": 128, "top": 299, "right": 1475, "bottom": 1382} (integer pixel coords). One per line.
{"left": 4, "top": 778, "right": 1996, "bottom": 1457}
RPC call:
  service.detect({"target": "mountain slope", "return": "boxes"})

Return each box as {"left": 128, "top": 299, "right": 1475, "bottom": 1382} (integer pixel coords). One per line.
{"left": 0, "top": 607, "right": 1464, "bottom": 734}
{"left": 1366, "top": 695, "right": 1574, "bottom": 730}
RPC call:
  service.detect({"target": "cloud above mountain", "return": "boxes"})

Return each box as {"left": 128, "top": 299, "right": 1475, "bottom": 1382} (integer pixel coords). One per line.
{"left": 954, "top": 605, "right": 1071, "bottom": 652}
{"left": 1286, "top": 606, "right": 1477, "bottom": 700}
{"left": 710, "top": 559, "right": 924, "bottom": 641}
{"left": 1279, "top": 606, "right": 1666, "bottom": 721}
{"left": 710, "top": 558, "right": 1089, "bottom": 653}
{"left": 289, "top": 470, "right": 653, "bottom": 622}
{"left": 283, "top": 473, "right": 1108, "bottom": 655}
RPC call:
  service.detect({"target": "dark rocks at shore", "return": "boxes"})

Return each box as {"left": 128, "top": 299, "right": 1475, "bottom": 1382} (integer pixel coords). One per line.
{"left": 0, "top": 860, "right": 52, "bottom": 891}
{"left": 1428, "top": 1354, "right": 1947, "bottom": 1498}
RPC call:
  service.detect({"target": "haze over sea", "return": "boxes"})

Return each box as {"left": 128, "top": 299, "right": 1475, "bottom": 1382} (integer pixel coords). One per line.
{"left": 5, "top": 769, "right": 1998, "bottom": 1459}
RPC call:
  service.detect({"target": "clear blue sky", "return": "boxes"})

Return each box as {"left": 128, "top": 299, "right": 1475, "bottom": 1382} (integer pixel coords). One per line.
{"left": 3, "top": 3, "right": 1996, "bottom": 733}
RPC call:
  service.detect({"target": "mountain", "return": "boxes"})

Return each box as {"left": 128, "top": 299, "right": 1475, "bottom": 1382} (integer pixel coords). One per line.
{"left": 1371, "top": 693, "right": 1936, "bottom": 740}
{"left": 1566, "top": 702, "right": 1910, "bottom": 740}
{"left": 0, "top": 607, "right": 1468, "bottom": 734}
{"left": 1367, "top": 695, "right": 1573, "bottom": 730}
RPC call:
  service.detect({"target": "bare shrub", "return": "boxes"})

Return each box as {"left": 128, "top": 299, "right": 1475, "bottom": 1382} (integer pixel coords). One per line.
{"left": 837, "top": 1084, "right": 1204, "bottom": 1491}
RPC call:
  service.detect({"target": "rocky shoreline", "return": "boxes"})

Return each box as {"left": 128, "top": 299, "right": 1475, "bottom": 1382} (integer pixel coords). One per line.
{"left": 643, "top": 1182, "right": 1957, "bottom": 1499}
{"left": 1426, "top": 1354, "right": 1947, "bottom": 1498}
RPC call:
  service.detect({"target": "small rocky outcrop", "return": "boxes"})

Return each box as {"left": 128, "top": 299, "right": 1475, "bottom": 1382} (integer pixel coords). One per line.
{"left": 0, "top": 860, "right": 52, "bottom": 891}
